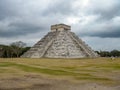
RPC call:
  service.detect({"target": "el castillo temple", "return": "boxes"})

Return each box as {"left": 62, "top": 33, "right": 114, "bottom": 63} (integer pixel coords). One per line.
{"left": 22, "top": 24, "right": 98, "bottom": 58}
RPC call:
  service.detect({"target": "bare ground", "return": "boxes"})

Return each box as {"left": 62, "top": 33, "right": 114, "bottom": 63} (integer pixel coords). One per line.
{"left": 0, "top": 74, "right": 119, "bottom": 90}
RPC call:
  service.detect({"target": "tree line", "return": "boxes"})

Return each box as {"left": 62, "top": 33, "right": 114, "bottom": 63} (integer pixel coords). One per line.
{"left": 0, "top": 41, "right": 120, "bottom": 58}
{"left": 96, "top": 50, "right": 120, "bottom": 57}
{"left": 0, "top": 41, "right": 30, "bottom": 58}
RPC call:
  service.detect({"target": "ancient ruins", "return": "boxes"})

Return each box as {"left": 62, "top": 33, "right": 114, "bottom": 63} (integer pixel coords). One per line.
{"left": 22, "top": 24, "right": 98, "bottom": 58}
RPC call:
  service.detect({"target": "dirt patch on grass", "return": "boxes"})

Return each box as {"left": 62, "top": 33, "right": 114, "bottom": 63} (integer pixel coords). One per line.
{"left": 0, "top": 74, "right": 119, "bottom": 90}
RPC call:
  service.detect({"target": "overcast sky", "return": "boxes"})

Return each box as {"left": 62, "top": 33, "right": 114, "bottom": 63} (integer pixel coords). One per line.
{"left": 0, "top": 0, "right": 120, "bottom": 51}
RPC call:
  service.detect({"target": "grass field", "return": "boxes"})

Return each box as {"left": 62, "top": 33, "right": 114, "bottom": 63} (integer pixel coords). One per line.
{"left": 0, "top": 58, "right": 120, "bottom": 90}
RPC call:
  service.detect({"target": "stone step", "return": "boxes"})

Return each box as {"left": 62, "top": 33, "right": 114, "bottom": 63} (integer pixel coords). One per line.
{"left": 69, "top": 32, "right": 97, "bottom": 57}
{"left": 22, "top": 31, "right": 60, "bottom": 57}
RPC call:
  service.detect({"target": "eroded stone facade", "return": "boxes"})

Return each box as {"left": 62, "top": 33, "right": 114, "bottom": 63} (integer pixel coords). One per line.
{"left": 21, "top": 24, "right": 98, "bottom": 58}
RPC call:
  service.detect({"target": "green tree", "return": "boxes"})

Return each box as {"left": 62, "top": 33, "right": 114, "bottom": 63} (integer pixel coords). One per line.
{"left": 110, "top": 50, "right": 120, "bottom": 57}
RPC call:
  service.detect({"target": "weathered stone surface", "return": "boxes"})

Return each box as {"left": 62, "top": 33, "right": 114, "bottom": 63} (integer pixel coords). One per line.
{"left": 21, "top": 24, "right": 98, "bottom": 58}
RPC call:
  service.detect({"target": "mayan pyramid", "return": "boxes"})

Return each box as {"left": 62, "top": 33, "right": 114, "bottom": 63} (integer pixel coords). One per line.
{"left": 22, "top": 24, "right": 98, "bottom": 58}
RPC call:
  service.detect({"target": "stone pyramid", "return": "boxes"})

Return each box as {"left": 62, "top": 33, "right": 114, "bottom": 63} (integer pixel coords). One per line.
{"left": 22, "top": 24, "right": 98, "bottom": 58}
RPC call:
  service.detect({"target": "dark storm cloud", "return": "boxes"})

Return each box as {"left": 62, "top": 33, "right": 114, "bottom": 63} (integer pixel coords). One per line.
{"left": 83, "top": 29, "right": 120, "bottom": 38}
{"left": 92, "top": 2, "right": 120, "bottom": 19}
{"left": 0, "top": 0, "right": 74, "bottom": 38}
{"left": 0, "top": 0, "right": 120, "bottom": 39}
{"left": 94, "top": 30, "right": 120, "bottom": 38}
{"left": 72, "top": 0, "right": 120, "bottom": 38}
{"left": 0, "top": 0, "right": 23, "bottom": 20}
{"left": 0, "top": 24, "right": 43, "bottom": 37}
{"left": 81, "top": 0, "right": 120, "bottom": 21}
{"left": 0, "top": 0, "right": 120, "bottom": 50}
{"left": 0, "top": 0, "right": 49, "bottom": 38}
{"left": 77, "top": 19, "right": 120, "bottom": 38}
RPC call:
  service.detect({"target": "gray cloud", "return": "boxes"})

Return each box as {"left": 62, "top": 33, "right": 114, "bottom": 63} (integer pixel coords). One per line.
{"left": 76, "top": 17, "right": 120, "bottom": 38}
{"left": 82, "top": 37, "right": 120, "bottom": 51}
{"left": 42, "top": 0, "right": 74, "bottom": 16}
{"left": 0, "top": 0, "right": 120, "bottom": 50}
{"left": 87, "top": 0, "right": 120, "bottom": 20}
{"left": 84, "top": 29, "right": 120, "bottom": 38}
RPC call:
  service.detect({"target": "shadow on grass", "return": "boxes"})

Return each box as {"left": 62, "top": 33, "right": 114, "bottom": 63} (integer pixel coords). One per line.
{"left": 0, "top": 62, "right": 112, "bottom": 82}
{"left": 0, "top": 62, "right": 73, "bottom": 75}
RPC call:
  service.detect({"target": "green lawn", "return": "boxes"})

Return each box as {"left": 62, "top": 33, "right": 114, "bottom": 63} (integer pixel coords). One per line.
{"left": 0, "top": 58, "right": 120, "bottom": 85}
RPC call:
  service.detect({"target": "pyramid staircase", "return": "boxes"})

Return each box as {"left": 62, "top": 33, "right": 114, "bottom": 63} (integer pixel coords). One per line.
{"left": 68, "top": 32, "right": 98, "bottom": 57}
{"left": 22, "top": 31, "right": 60, "bottom": 58}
